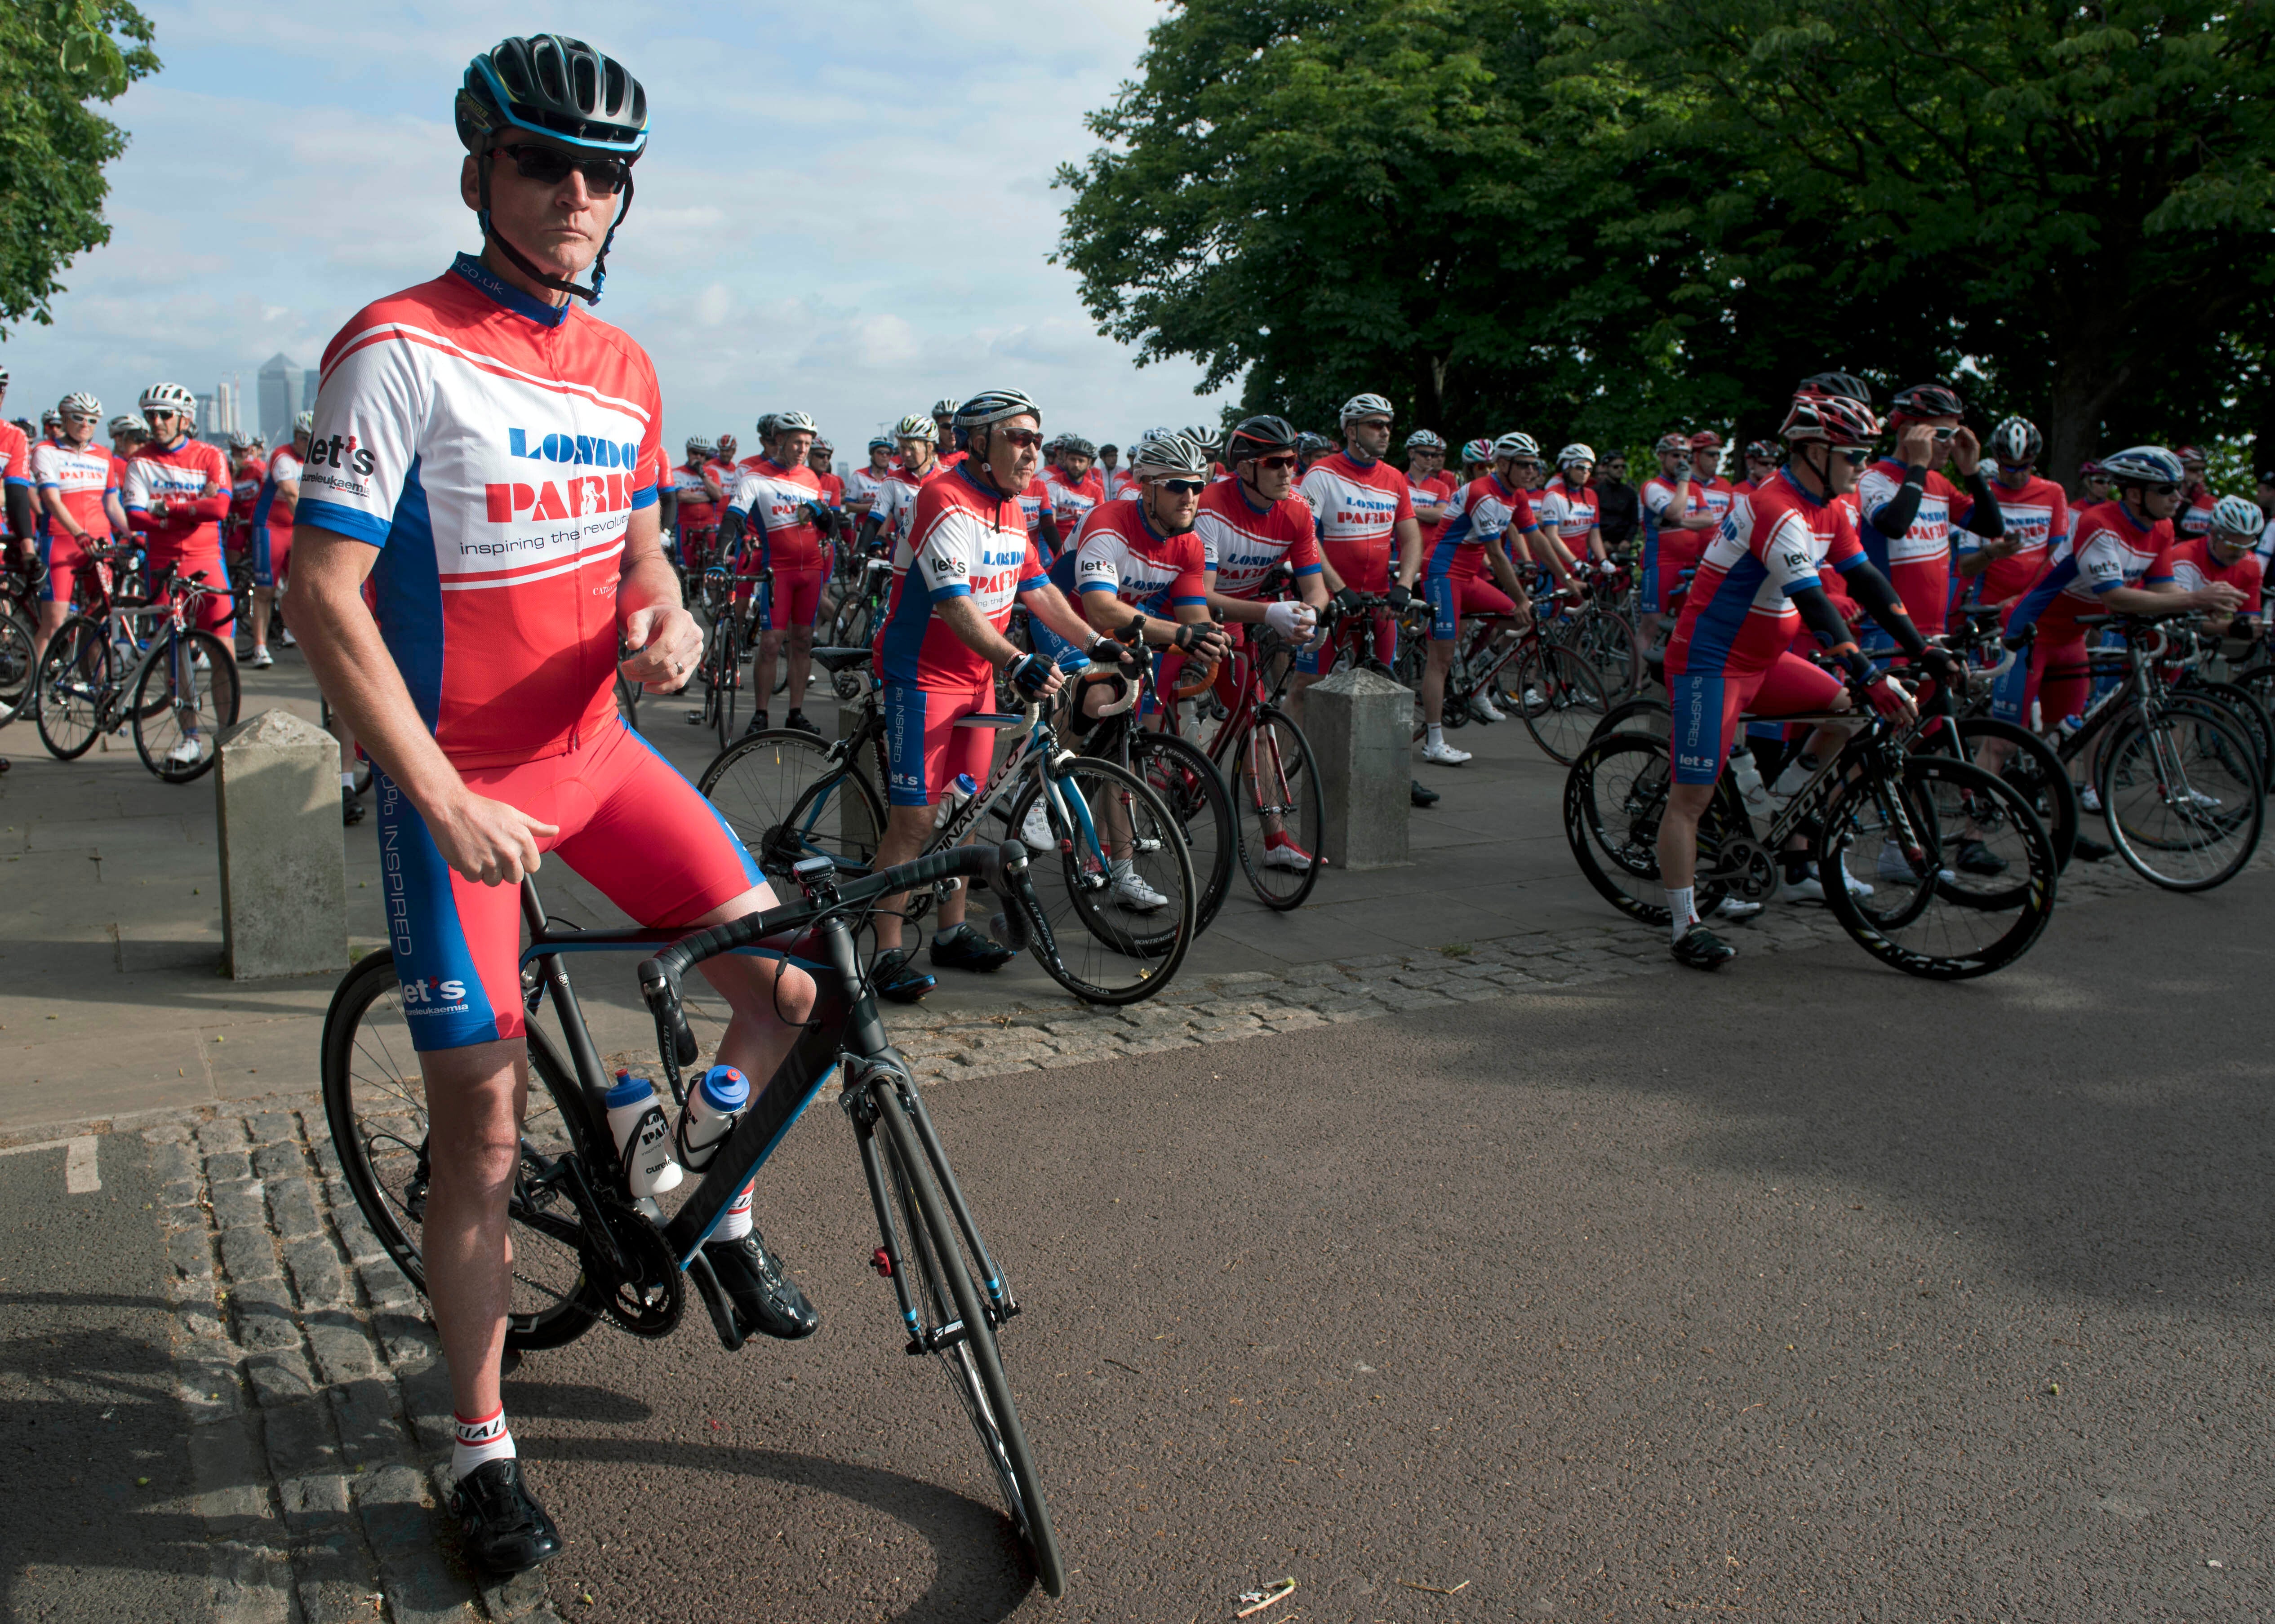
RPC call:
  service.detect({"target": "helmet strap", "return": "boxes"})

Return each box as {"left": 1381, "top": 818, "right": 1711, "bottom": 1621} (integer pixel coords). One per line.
{"left": 475, "top": 137, "right": 634, "bottom": 307}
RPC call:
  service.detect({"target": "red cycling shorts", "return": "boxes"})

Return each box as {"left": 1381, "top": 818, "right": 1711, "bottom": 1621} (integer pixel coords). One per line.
{"left": 1668, "top": 653, "right": 1844, "bottom": 785}
{"left": 883, "top": 679, "right": 1001, "bottom": 808}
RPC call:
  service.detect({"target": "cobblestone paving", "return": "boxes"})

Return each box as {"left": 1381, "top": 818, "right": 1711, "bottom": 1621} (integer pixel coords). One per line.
{"left": 141, "top": 839, "right": 2240, "bottom": 1619}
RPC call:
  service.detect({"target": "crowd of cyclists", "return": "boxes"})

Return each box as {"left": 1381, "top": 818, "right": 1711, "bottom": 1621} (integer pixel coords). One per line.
{"left": 3, "top": 24, "right": 2271, "bottom": 1584}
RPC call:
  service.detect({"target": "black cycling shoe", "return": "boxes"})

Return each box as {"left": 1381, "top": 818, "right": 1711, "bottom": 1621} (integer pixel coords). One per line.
{"left": 1952, "top": 836, "right": 2007, "bottom": 875}
{"left": 450, "top": 1458, "right": 563, "bottom": 1576}
{"left": 870, "top": 947, "right": 936, "bottom": 1003}
{"left": 1410, "top": 778, "right": 1440, "bottom": 808}
{"left": 783, "top": 709, "right": 820, "bottom": 737}
{"left": 342, "top": 787, "right": 366, "bottom": 827}
{"left": 743, "top": 710, "right": 769, "bottom": 737}
{"left": 2072, "top": 834, "right": 2113, "bottom": 862}
{"left": 930, "top": 922, "right": 1014, "bottom": 972}
{"left": 1670, "top": 924, "right": 1739, "bottom": 971}
{"left": 702, "top": 1228, "right": 819, "bottom": 1340}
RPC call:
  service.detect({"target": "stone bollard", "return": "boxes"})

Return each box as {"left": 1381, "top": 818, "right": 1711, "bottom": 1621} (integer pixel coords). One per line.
{"left": 214, "top": 708, "right": 346, "bottom": 979}
{"left": 1301, "top": 666, "right": 1412, "bottom": 870}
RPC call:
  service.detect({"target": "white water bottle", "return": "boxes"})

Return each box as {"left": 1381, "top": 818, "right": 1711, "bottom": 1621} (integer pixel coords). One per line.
{"left": 933, "top": 772, "right": 978, "bottom": 829}
{"left": 604, "top": 1072, "right": 684, "bottom": 1197}
{"left": 674, "top": 1064, "right": 750, "bottom": 1174}
{"left": 1728, "top": 746, "right": 1774, "bottom": 823}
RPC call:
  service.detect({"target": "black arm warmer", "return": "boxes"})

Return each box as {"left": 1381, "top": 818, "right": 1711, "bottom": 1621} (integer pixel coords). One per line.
{"left": 1837, "top": 561, "right": 1930, "bottom": 661}
{"left": 1035, "top": 507, "right": 1061, "bottom": 560}
{"left": 1867, "top": 465, "right": 1926, "bottom": 539}
{"left": 4, "top": 484, "right": 31, "bottom": 544}
{"left": 1962, "top": 468, "right": 2003, "bottom": 538}
{"left": 1791, "top": 583, "right": 1874, "bottom": 680}
{"left": 856, "top": 511, "right": 883, "bottom": 553}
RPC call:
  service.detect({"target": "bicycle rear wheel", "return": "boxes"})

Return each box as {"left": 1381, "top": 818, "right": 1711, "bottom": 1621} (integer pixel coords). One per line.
{"left": 870, "top": 1083, "right": 1063, "bottom": 1595}
{"left": 34, "top": 615, "right": 112, "bottom": 760}
{"left": 0, "top": 609, "right": 36, "bottom": 726}
{"left": 1506, "top": 640, "right": 1607, "bottom": 765}
{"left": 701, "top": 728, "right": 884, "bottom": 886}
{"left": 1561, "top": 730, "right": 1732, "bottom": 925}
{"left": 714, "top": 616, "right": 741, "bottom": 748}
{"left": 1820, "top": 754, "right": 2056, "bottom": 979}
{"left": 2181, "top": 679, "right": 2274, "bottom": 792}
{"left": 132, "top": 630, "right": 240, "bottom": 782}
{"left": 1937, "top": 714, "right": 2078, "bottom": 872}
{"left": 1558, "top": 605, "right": 1641, "bottom": 702}
{"left": 319, "top": 949, "right": 601, "bottom": 1351}
{"left": 1005, "top": 757, "right": 1196, "bottom": 1003}
{"left": 2097, "top": 706, "right": 2263, "bottom": 890}
{"left": 1125, "top": 729, "right": 1235, "bottom": 933}
{"left": 1232, "top": 709, "right": 1324, "bottom": 909}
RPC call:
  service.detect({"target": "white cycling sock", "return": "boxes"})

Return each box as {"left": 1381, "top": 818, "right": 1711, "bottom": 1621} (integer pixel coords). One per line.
{"left": 339, "top": 771, "right": 355, "bottom": 790}
{"left": 715, "top": 1182, "right": 754, "bottom": 1242}
{"left": 1666, "top": 886, "right": 1697, "bottom": 943}
{"left": 450, "top": 1407, "right": 515, "bottom": 1482}
{"left": 1426, "top": 724, "right": 1445, "bottom": 749}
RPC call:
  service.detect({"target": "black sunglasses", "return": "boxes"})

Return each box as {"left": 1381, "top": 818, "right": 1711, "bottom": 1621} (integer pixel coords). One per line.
{"left": 1837, "top": 448, "right": 1873, "bottom": 468}
{"left": 1160, "top": 478, "right": 1208, "bottom": 495}
{"left": 499, "top": 143, "right": 631, "bottom": 197}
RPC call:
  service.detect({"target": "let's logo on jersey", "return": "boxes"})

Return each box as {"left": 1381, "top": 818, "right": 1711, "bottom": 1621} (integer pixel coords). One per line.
{"left": 305, "top": 433, "right": 377, "bottom": 478}
{"left": 399, "top": 973, "right": 469, "bottom": 1011}
{"left": 485, "top": 427, "right": 643, "bottom": 526}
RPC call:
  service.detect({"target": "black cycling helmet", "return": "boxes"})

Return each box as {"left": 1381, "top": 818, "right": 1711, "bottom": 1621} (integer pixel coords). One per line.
{"left": 457, "top": 35, "right": 649, "bottom": 306}
{"left": 1889, "top": 382, "right": 1966, "bottom": 422}
{"left": 1056, "top": 435, "right": 1096, "bottom": 460}
{"left": 1226, "top": 414, "right": 1299, "bottom": 462}
{"left": 1797, "top": 371, "right": 1875, "bottom": 407}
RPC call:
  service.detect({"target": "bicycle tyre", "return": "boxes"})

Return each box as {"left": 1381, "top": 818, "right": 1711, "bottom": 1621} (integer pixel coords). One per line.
{"left": 0, "top": 609, "right": 36, "bottom": 726}
{"left": 1588, "top": 694, "right": 1670, "bottom": 745}
{"left": 2180, "top": 678, "right": 2274, "bottom": 792}
{"left": 1232, "top": 708, "right": 1325, "bottom": 910}
{"left": 1562, "top": 730, "right": 1733, "bottom": 925}
{"left": 1920, "top": 714, "right": 2079, "bottom": 873}
{"left": 715, "top": 615, "right": 741, "bottom": 748}
{"left": 2096, "top": 706, "right": 2264, "bottom": 891}
{"left": 701, "top": 728, "right": 886, "bottom": 886}
{"left": 1819, "top": 754, "right": 2056, "bottom": 979}
{"left": 1125, "top": 729, "right": 1235, "bottom": 933}
{"left": 34, "top": 615, "right": 112, "bottom": 760}
{"left": 1004, "top": 756, "right": 1195, "bottom": 1003}
{"left": 1509, "top": 640, "right": 1608, "bottom": 766}
{"left": 319, "top": 949, "right": 602, "bottom": 1352}
{"left": 1558, "top": 604, "right": 1641, "bottom": 702}
{"left": 872, "top": 1083, "right": 1064, "bottom": 1596}
{"left": 132, "top": 630, "right": 240, "bottom": 782}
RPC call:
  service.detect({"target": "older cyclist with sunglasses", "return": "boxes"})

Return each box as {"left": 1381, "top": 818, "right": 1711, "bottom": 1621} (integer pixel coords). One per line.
{"left": 285, "top": 35, "right": 831, "bottom": 1580}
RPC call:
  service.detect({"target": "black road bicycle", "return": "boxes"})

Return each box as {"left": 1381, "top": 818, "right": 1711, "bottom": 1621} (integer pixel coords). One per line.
{"left": 320, "top": 840, "right": 1067, "bottom": 1596}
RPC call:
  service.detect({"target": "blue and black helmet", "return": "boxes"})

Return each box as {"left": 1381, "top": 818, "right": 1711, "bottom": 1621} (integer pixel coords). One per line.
{"left": 456, "top": 35, "right": 648, "bottom": 156}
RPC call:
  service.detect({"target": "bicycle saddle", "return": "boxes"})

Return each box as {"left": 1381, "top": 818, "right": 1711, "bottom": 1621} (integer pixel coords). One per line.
{"left": 808, "top": 647, "right": 875, "bottom": 674}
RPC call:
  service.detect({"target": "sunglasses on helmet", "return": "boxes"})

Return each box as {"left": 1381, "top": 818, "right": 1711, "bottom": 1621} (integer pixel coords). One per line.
{"left": 499, "top": 143, "right": 631, "bottom": 197}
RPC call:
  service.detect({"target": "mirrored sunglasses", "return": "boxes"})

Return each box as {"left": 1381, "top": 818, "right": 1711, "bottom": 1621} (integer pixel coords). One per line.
{"left": 500, "top": 143, "right": 631, "bottom": 197}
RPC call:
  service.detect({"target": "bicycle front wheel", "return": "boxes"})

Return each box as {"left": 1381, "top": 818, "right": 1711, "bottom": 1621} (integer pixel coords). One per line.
{"left": 1559, "top": 604, "right": 1641, "bottom": 702}
{"left": 0, "top": 609, "right": 36, "bottom": 726}
{"left": 1507, "top": 640, "right": 1608, "bottom": 766}
{"left": 1125, "top": 728, "right": 1235, "bottom": 933}
{"left": 319, "top": 949, "right": 601, "bottom": 1351}
{"left": 715, "top": 617, "right": 741, "bottom": 748}
{"left": 870, "top": 1082, "right": 1063, "bottom": 1595}
{"left": 1820, "top": 753, "right": 2056, "bottom": 979}
{"left": 1006, "top": 756, "right": 1196, "bottom": 1003}
{"left": 1232, "top": 708, "right": 1324, "bottom": 910}
{"left": 34, "top": 615, "right": 113, "bottom": 760}
{"left": 2097, "top": 706, "right": 2264, "bottom": 890}
{"left": 132, "top": 630, "right": 240, "bottom": 782}
{"left": 701, "top": 728, "right": 885, "bottom": 885}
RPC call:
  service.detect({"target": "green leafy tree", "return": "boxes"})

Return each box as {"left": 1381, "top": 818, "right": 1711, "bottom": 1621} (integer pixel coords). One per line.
{"left": 1569, "top": 0, "right": 2275, "bottom": 481}
{"left": 0, "top": 0, "right": 160, "bottom": 335}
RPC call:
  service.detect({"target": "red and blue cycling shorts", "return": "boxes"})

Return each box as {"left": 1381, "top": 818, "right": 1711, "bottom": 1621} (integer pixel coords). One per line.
{"left": 377, "top": 718, "right": 768, "bottom": 1052}
{"left": 754, "top": 566, "right": 826, "bottom": 632}
{"left": 1668, "top": 652, "right": 1845, "bottom": 785}
{"left": 1646, "top": 529, "right": 1706, "bottom": 618}
{"left": 152, "top": 543, "right": 235, "bottom": 635}
{"left": 1423, "top": 571, "right": 1514, "bottom": 642}
{"left": 254, "top": 524, "right": 291, "bottom": 590}
{"left": 37, "top": 529, "right": 90, "bottom": 607}
{"left": 1988, "top": 627, "right": 2088, "bottom": 732}
{"left": 883, "top": 678, "right": 1000, "bottom": 808}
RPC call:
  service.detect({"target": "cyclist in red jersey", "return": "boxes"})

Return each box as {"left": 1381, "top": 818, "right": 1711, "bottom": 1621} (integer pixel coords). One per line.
{"left": 1734, "top": 439, "right": 1777, "bottom": 494}
{"left": 723, "top": 411, "right": 831, "bottom": 735}
{"left": 1458, "top": 437, "right": 1490, "bottom": 484}
{"left": 1406, "top": 430, "right": 1538, "bottom": 760}
{"left": 225, "top": 434, "right": 267, "bottom": 579}
{"left": 2173, "top": 446, "right": 2217, "bottom": 540}
{"left": 806, "top": 436, "right": 845, "bottom": 507}
{"left": 865, "top": 389, "right": 1129, "bottom": 998}
{"left": 285, "top": 35, "right": 824, "bottom": 1575}
{"left": 1659, "top": 378, "right": 1955, "bottom": 970}
{"left": 1403, "top": 429, "right": 1454, "bottom": 535}
{"left": 124, "top": 382, "right": 236, "bottom": 655}
{"left": 2169, "top": 496, "right": 2264, "bottom": 635}
{"left": 0, "top": 368, "right": 35, "bottom": 577}
{"left": 1533, "top": 445, "right": 1604, "bottom": 581}
{"left": 1639, "top": 430, "right": 1716, "bottom": 643}
{"left": 1853, "top": 381, "right": 2003, "bottom": 647}
{"left": 29, "top": 393, "right": 118, "bottom": 647}
{"left": 1688, "top": 432, "right": 1736, "bottom": 526}
{"left": 930, "top": 399, "right": 968, "bottom": 468}
{"left": 1044, "top": 434, "right": 1106, "bottom": 554}
{"left": 244, "top": 413, "right": 312, "bottom": 669}
{"left": 861, "top": 412, "right": 948, "bottom": 562}
{"left": 1958, "top": 417, "right": 2067, "bottom": 611}
{"left": 845, "top": 435, "right": 893, "bottom": 528}
{"left": 661, "top": 435, "right": 723, "bottom": 568}
{"left": 1297, "top": 392, "right": 1417, "bottom": 669}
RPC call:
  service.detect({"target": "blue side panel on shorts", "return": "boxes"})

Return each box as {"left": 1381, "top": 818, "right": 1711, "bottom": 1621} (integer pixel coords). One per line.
{"left": 1424, "top": 575, "right": 1459, "bottom": 641}
{"left": 883, "top": 682, "right": 933, "bottom": 806}
{"left": 1989, "top": 642, "right": 2032, "bottom": 724}
{"left": 1670, "top": 672, "right": 1730, "bottom": 784}
{"left": 368, "top": 457, "right": 444, "bottom": 733}
{"left": 374, "top": 768, "right": 504, "bottom": 1052}
{"left": 250, "top": 477, "right": 279, "bottom": 534}
{"left": 878, "top": 579, "right": 936, "bottom": 685}
{"left": 252, "top": 523, "right": 278, "bottom": 589}
{"left": 613, "top": 715, "right": 764, "bottom": 890}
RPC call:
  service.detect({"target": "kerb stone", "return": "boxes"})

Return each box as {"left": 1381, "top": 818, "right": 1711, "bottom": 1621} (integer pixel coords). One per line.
{"left": 1302, "top": 666, "right": 1411, "bottom": 870}
{"left": 215, "top": 708, "right": 346, "bottom": 980}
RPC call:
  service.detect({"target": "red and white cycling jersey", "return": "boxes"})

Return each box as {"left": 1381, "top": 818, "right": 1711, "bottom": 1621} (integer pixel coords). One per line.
{"left": 875, "top": 464, "right": 1049, "bottom": 689}
{"left": 1410, "top": 468, "right": 1458, "bottom": 547}
{"left": 0, "top": 421, "right": 28, "bottom": 494}
{"left": 1017, "top": 475, "right": 1049, "bottom": 534}
{"left": 228, "top": 457, "right": 265, "bottom": 538}
{"left": 255, "top": 444, "right": 302, "bottom": 535}
{"left": 2178, "top": 490, "right": 2217, "bottom": 540}
{"left": 846, "top": 464, "right": 892, "bottom": 516}
{"left": 2166, "top": 533, "right": 2263, "bottom": 603}
{"left": 725, "top": 458, "right": 824, "bottom": 571}
{"left": 299, "top": 251, "right": 665, "bottom": 768}
{"left": 1533, "top": 475, "right": 1600, "bottom": 549}
{"left": 1299, "top": 453, "right": 1412, "bottom": 590}
{"left": 872, "top": 461, "right": 947, "bottom": 562}
{"left": 1856, "top": 460, "right": 1976, "bottom": 636}
{"left": 1667, "top": 470, "right": 1867, "bottom": 677}
{"left": 2004, "top": 499, "right": 2175, "bottom": 641}
{"left": 1691, "top": 475, "right": 1737, "bottom": 526}
{"left": 1962, "top": 473, "right": 2068, "bottom": 608}
{"left": 1428, "top": 475, "right": 1535, "bottom": 580}
{"left": 667, "top": 460, "right": 722, "bottom": 531}
{"left": 1075, "top": 498, "right": 1208, "bottom": 617}
{"left": 1045, "top": 469, "right": 1106, "bottom": 550}
{"left": 124, "top": 438, "right": 232, "bottom": 564}
{"left": 30, "top": 441, "right": 114, "bottom": 535}
{"left": 813, "top": 469, "right": 845, "bottom": 510}
{"left": 1195, "top": 479, "right": 1323, "bottom": 599}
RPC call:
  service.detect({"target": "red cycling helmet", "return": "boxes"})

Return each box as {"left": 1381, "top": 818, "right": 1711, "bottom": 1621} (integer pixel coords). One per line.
{"left": 2079, "top": 458, "right": 2108, "bottom": 479}
{"left": 1654, "top": 432, "right": 1690, "bottom": 456}
{"left": 1780, "top": 389, "right": 1881, "bottom": 448}
{"left": 2174, "top": 444, "right": 2207, "bottom": 466}
{"left": 1688, "top": 430, "right": 1724, "bottom": 451}
{"left": 1743, "top": 439, "right": 1779, "bottom": 461}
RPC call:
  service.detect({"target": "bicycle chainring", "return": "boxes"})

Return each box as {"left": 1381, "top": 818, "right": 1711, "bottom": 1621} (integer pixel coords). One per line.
{"left": 1713, "top": 835, "right": 1779, "bottom": 902}
{"left": 579, "top": 1198, "right": 684, "bottom": 1339}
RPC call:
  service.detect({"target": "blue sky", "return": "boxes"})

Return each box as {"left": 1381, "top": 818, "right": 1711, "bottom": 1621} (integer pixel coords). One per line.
{"left": 1, "top": 0, "right": 1231, "bottom": 457}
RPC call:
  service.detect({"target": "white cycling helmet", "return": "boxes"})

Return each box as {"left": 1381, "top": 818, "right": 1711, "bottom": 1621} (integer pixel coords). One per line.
{"left": 293, "top": 409, "right": 315, "bottom": 436}
{"left": 2210, "top": 495, "right": 2264, "bottom": 539}
{"left": 58, "top": 392, "right": 101, "bottom": 420}
{"left": 1131, "top": 429, "right": 1212, "bottom": 480}
{"left": 1557, "top": 442, "right": 1596, "bottom": 469}
{"left": 108, "top": 414, "right": 144, "bottom": 439}
{"left": 2098, "top": 445, "right": 2185, "bottom": 487}
{"left": 140, "top": 381, "right": 196, "bottom": 415}
{"left": 773, "top": 410, "right": 818, "bottom": 435}
{"left": 931, "top": 397, "right": 960, "bottom": 419}
{"left": 1492, "top": 431, "right": 1539, "bottom": 461}
{"left": 955, "top": 388, "right": 1042, "bottom": 430}
{"left": 1339, "top": 392, "right": 1394, "bottom": 425}
{"left": 684, "top": 435, "right": 717, "bottom": 458}
{"left": 893, "top": 412, "right": 937, "bottom": 442}
{"left": 1404, "top": 428, "right": 1446, "bottom": 451}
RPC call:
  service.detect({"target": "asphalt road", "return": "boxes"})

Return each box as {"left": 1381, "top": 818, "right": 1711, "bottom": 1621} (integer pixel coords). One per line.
{"left": 484, "top": 868, "right": 2275, "bottom": 1624}
{"left": 0, "top": 1130, "right": 211, "bottom": 1622}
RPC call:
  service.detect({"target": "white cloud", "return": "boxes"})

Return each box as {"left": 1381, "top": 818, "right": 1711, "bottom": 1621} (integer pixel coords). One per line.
{"left": 0, "top": 0, "right": 1226, "bottom": 451}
